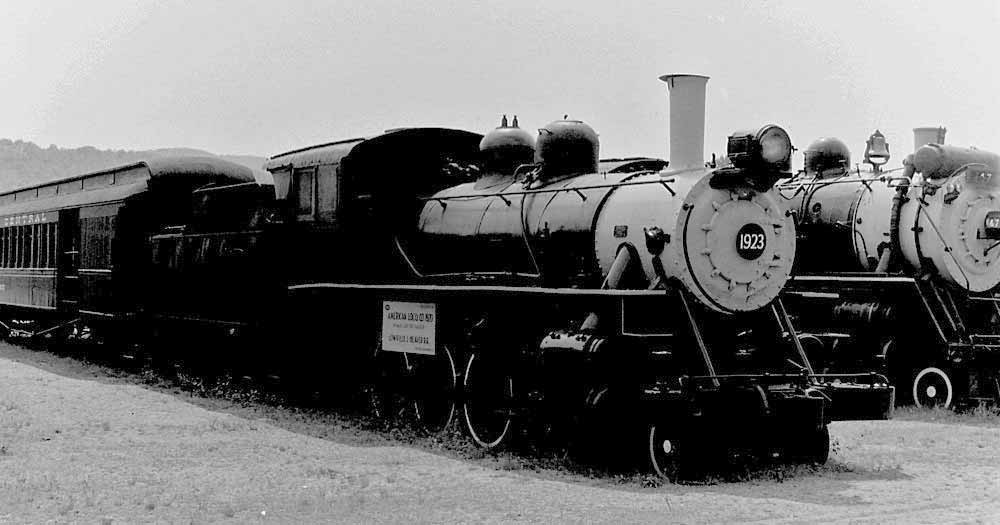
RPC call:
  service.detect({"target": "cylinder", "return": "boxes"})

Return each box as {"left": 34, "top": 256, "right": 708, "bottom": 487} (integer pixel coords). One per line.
{"left": 659, "top": 74, "right": 708, "bottom": 171}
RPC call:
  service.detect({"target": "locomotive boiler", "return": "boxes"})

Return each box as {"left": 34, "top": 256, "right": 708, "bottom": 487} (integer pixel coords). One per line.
{"left": 414, "top": 103, "right": 795, "bottom": 314}
{"left": 268, "top": 74, "right": 892, "bottom": 478}
{"left": 783, "top": 127, "right": 1000, "bottom": 407}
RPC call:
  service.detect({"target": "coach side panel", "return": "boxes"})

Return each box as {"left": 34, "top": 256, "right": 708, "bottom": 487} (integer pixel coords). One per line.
{"left": 0, "top": 212, "right": 60, "bottom": 312}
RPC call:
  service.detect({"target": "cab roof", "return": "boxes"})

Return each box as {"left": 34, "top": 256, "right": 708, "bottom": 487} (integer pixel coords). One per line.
{"left": 264, "top": 127, "right": 483, "bottom": 171}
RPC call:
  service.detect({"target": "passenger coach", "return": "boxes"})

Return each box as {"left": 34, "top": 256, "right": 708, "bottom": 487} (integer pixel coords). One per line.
{"left": 0, "top": 157, "right": 255, "bottom": 338}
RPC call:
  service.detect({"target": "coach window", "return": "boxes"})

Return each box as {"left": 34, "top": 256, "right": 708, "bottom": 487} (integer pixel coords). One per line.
{"left": 34, "top": 224, "right": 43, "bottom": 268}
{"left": 36, "top": 224, "right": 43, "bottom": 268}
{"left": 47, "top": 223, "right": 55, "bottom": 268}
{"left": 15, "top": 226, "right": 20, "bottom": 267}
{"left": 317, "top": 164, "right": 340, "bottom": 221}
{"left": 292, "top": 167, "right": 317, "bottom": 219}
{"left": 24, "top": 225, "right": 32, "bottom": 268}
{"left": 30, "top": 224, "right": 37, "bottom": 268}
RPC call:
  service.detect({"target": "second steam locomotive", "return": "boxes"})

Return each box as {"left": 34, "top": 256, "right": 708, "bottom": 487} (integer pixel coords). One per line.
{"left": 782, "top": 127, "right": 1000, "bottom": 408}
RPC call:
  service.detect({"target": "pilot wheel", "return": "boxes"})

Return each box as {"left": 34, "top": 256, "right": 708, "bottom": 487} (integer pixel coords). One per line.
{"left": 647, "top": 421, "right": 688, "bottom": 481}
{"left": 912, "top": 366, "right": 954, "bottom": 408}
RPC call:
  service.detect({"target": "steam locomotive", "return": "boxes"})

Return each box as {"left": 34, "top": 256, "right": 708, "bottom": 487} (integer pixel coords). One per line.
{"left": 781, "top": 127, "right": 1000, "bottom": 408}
{"left": 0, "top": 74, "right": 893, "bottom": 478}
{"left": 261, "top": 74, "right": 891, "bottom": 476}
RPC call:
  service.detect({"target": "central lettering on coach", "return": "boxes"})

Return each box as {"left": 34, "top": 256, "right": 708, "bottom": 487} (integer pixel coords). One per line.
{"left": 381, "top": 301, "right": 436, "bottom": 355}
{"left": 0, "top": 212, "right": 57, "bottom": 227}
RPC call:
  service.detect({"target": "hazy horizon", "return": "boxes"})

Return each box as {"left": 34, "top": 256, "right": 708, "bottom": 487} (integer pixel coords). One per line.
{"left": 3, "top": 1, "right": 998, "bottom": 168}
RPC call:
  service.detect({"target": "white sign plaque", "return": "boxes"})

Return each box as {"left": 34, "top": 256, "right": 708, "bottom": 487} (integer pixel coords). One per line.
{"left": 381, "top": 301, "right": 436, "bottom": 355}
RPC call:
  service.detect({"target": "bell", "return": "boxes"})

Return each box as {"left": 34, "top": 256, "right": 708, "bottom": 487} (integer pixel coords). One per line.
{"left": 864, "top": 129, "right": 890, "bottom": 167}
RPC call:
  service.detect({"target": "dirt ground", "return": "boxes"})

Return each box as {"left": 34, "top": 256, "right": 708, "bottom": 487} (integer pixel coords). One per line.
{"left": 0, "top": 342, "right": 998, "bottom": 524}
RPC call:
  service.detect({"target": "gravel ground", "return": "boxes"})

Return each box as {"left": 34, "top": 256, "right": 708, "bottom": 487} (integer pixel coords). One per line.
{"left": 0, "top": 341, "right": 998, "bottom": 524}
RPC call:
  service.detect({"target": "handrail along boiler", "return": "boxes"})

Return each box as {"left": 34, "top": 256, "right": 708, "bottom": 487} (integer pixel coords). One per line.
{"left": 265, "top": 74, "right": 892, "bottom": 476}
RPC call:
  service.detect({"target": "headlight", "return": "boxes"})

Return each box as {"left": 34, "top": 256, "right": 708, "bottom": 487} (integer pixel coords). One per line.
{"left": 727, "top": 124, "right": 793, "bottom": 172}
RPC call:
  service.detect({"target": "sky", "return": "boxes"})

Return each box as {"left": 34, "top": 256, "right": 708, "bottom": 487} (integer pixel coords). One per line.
{"left": 2, "top": 0, "right": 998, "bottom": 169}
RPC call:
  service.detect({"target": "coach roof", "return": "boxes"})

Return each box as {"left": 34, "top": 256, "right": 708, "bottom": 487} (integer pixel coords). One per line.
{"left": 0, "top": 155, "right": 255, "bottom": 199}
{"left": 0, "top": 156, "right": 255, "bottom": 216}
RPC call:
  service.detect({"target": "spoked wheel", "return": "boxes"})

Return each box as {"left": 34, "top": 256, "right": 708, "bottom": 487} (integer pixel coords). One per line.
{"left": 785, "top": 425, "right": 831, "bottom": 464}
{"left": 647, "top": 422, "right": 684, "bottom": 481}
{"left": 407, "top": 345, "right": 458, "bottom": 433}
{"left": 462, "top": 352, "right": 515, "bottom": 449}
{"left": 369, "top": 345, "right": 458, "bottom": 433}
{"left": 913, "top": 366, "right": 954, "bottom": 408}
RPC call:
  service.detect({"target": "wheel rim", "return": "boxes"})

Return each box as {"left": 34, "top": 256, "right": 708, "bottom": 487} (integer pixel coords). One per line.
{"left": 411, "top": 345, "right": 457, "bottom": 433}
{"left": 647, "top": 423, "right": 680, "bottom": 480}
{"left": 912, "top": 367, "right": 953, "bottom": 408}
{"left": 462, "top": 352, "right": 513, "bottom": 448}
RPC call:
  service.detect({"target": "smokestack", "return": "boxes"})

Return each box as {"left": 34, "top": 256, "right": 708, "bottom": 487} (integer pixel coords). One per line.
{"left": 913, "top": 126, "right": 946, "bottom": 151}
{"left": 659, "top": 74, "right": 709, "bottom": 171}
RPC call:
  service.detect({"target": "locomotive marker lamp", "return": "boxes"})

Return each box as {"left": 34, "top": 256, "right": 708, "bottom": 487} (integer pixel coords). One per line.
{"left": 864, "top": 129, "right": 890, "bottom": 172}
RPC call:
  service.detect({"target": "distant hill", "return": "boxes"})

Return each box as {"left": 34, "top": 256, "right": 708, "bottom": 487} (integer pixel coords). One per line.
{"left": 0, "top": 139, "right": 270, "bottom": 193}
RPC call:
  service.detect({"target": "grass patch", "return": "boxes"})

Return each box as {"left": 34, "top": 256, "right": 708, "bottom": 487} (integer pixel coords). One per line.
{"left": 894, "top": 404, "right": 1000, "bottom": 427}
{"left": 1, "top": 340, "right": 908, "bottom": 490}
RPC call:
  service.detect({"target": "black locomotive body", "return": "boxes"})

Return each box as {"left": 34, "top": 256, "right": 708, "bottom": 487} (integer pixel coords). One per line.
{"left": 782, "top": 129, "right": 1000, "bottom": 408}
{"left": 257, "top": 74, "right": 891, "bottom": 475}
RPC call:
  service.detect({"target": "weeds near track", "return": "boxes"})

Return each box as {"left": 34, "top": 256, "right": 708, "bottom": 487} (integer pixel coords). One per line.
{"left": 894, "top": 404, "right": 1000, "bottom": 427}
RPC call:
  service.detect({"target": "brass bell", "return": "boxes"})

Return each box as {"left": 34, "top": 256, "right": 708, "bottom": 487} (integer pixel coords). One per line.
{"left": 864, "top": 129, "right": 890, "bottom": 169}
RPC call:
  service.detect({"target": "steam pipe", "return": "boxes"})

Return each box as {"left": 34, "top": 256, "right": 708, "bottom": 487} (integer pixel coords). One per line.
{"left": 887, "top": 161, "right": 914, "bottom": 272}
{"left": 580, "top": 244, "right": 642, "bottom": 331}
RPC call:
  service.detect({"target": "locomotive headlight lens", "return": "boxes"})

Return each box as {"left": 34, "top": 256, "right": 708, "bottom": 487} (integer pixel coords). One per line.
{"left": 726, "top": 124, "right": 793, "bottom": 172}
{"left": 757, "top": 125, "right": 792, "bottom": 170}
